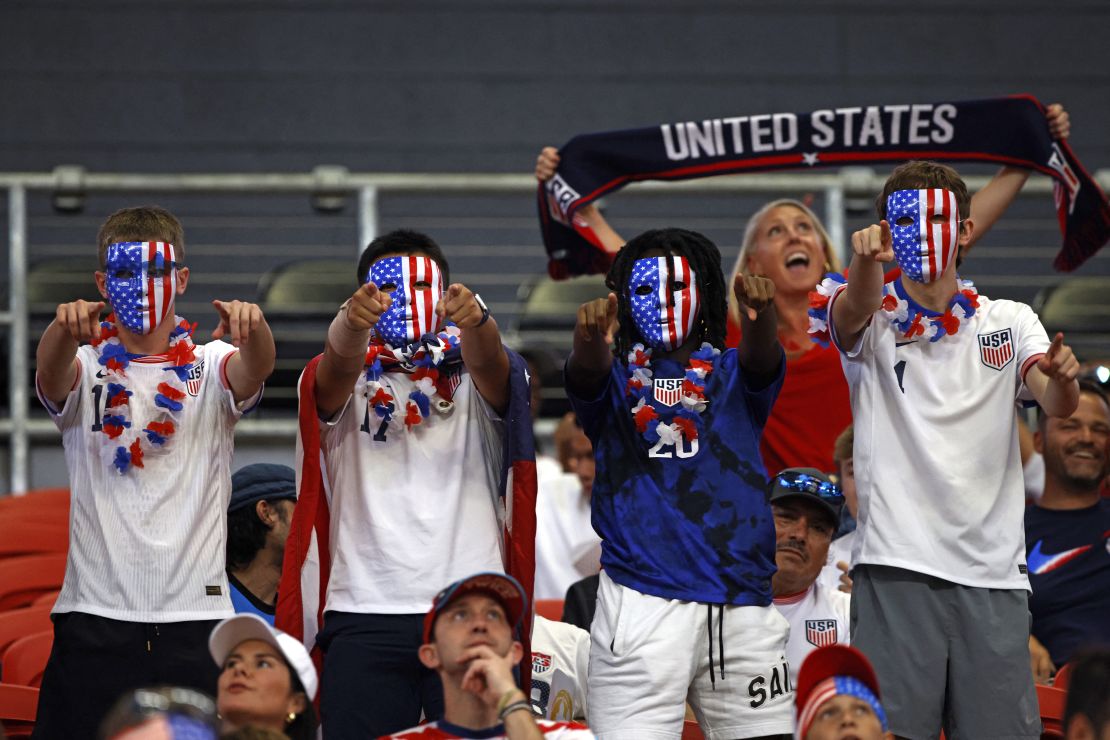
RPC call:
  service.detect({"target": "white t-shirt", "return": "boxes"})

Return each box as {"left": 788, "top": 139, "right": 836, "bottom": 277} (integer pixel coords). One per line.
{"left": 534, "top": 473, "right": 601, "bottom": 601}
{"left": 773, "top": 583, "right": 850, "bottom": 684}
{"left": 38, "top": 341, "right": 255, "bottom": 622}
{"left": 319, "top": 369, "right": 506, "bottom": 613}
{"left": 817, "top": 530, "right": 856, "bottom": 593}
{"left": 829, "top": 288, "right": 1050, "bottom": 589}
{"left": 531, "top": 615, "right": 590, "bottom": 722}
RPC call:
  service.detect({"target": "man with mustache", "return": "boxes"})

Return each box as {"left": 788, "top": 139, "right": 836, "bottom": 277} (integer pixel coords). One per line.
{"left": 769, "top": 468, "right": 851, "bottom": 685}
{"left": 1025, "top": 379, "right": 1110, "bottom": 682}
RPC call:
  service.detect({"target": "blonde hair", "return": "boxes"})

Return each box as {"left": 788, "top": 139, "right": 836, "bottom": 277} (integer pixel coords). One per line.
{"left": 727, "top": 199, "right": 840, "bottom": 325}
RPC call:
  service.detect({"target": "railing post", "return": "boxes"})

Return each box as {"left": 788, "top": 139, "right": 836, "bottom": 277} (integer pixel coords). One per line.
{"left": 8, "top": 185, "right": 29, "bottom": 494}
{"left": 358, "top": 186, "right": 379, "bottom": 255}
{"left": 825, "top": 180, "right": 846, "bottom": 268}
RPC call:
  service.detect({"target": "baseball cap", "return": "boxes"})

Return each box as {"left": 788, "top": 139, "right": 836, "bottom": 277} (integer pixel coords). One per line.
{"left": 795, "top": 644, "right": 887, "bottom": 739}
{"left": 423, "top": 572, "right": 527, "bottom": 644}
{"left": 229, "top": 463, "right": 297, "bottom": 513}
{"left": 768, "top": 467, "right": 844, "bottom": 528}
{"left": 208, "top": 613, "right": 318, "bottom": 700}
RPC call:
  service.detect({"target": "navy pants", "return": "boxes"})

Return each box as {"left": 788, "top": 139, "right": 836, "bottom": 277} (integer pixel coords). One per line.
{"left": 32, "top": 612, "right": 221, "bottom": 740}
{"left": 317, "top": 611, "right": 444, "bottom": 739}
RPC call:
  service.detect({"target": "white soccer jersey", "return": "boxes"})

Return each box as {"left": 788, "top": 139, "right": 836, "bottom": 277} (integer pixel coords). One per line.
{"left": 319, "top": 369, "right": 506, "bottom": 614}
{"left": 534, "top": 473, "right": 600, "bottom": 601}
{"left": 817, "top": 530, "right": 856, "bottom": 593}
{"left": 531, "top": 615, "right": 590, "bottom": 722}
{"left": 773, "top": 583, "right": 850, "bottom": 685}
{"left": 829, "top": 290, "right": 1050, "bottom": 589}
{"left": 37, "top": 340, "right": 255, "bottom": 622}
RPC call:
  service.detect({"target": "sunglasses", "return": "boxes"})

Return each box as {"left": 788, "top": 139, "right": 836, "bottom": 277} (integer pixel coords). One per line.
{"left": 773, "top": 471, "right": 845, "bottom": 504}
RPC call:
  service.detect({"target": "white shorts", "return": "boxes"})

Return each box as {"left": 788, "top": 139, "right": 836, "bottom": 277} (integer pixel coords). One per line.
{"left": 587, "top": 571, "right": 793, "bottom": 740}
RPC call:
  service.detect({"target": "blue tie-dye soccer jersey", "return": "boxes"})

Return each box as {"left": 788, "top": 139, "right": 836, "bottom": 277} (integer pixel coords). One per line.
{"left": 568, "top": 348, "right": 784, "bottom": 605}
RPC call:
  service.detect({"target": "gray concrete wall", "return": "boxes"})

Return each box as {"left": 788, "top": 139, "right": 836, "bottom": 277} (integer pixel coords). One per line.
{"left": 2, "top": 1, "right": 1108, "bottom": 173}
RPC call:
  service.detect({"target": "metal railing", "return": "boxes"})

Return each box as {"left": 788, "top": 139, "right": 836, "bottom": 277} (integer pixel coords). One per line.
{"left": 2, "top": 166, "right": 1105, "bottom": 493}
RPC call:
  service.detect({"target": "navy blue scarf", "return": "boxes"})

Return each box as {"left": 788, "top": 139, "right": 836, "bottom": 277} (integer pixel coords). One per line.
{"left": 538, "top": 95, "right": 1110, "bottom": 278}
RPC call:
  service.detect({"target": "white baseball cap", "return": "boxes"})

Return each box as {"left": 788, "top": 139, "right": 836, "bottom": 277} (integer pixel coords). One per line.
{"left": 208, "top": 614, "right": 318, "bottom": 700}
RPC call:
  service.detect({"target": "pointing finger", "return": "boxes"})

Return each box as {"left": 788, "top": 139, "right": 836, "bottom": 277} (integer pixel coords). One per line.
{"left": 1047, "top": 332, "right": 1065, "bottom": 357}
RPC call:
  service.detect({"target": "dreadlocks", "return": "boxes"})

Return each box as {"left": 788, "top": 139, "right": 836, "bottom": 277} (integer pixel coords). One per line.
{"left": 605, "top": 228, "right": 727, "bottom": 361}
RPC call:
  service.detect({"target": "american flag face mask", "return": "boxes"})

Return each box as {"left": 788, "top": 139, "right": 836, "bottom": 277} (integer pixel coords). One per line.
{"left": 104, "top": 241, "right": 178, "bottom": 335}
{"left": 627, "top": 255, "right": 700, "bottom": 351}
{"left": 368, "top": 255, "right": 444, "bottom": 347}
{"left": 886, "top": 188, "right": 961, "bottom": 284}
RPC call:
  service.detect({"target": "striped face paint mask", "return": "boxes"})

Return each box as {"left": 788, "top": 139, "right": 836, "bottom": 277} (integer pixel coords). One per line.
{"left": 886, "top": 188, "right": 961, "bottom": 284}
{"left": 368, "top": 255, "right": 444, "bottom": 347}
{"left": 627, "top": 255, "right": 700, "bottom": 351}
{"left": 104, "top": 241, "right": 179, "bottom": 335}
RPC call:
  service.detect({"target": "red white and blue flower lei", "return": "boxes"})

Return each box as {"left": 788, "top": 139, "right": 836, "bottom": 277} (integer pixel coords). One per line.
{"left": 624, "top": 342, "right": 719, "bottom": 447}
{"left": 364, "top": 326, "right": 462, "bottom": 430}
{"left": 808, "top": 273, "right": 979, "bottom": 346}
{"left": 89, "top": 313, "right": 196, "bottom": 474}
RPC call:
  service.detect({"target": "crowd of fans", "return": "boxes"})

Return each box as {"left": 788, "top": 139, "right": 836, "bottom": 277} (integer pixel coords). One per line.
{"left": 6, "top": 100, "right": 1109, "bottom": 740}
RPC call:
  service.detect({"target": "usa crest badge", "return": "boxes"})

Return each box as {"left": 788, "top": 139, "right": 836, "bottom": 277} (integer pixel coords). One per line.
{"left": 978, "top": 328, "right": 1014, "bottom": 371}
{"left": 805, "top": 619, "right": 838, "bottom": 648}
{"left": 532, "top": 652, "right": 552, "bottom": 674}
{"left": 185, "top": 360, "right": 204, "bottom": 397}
{"left": 653, "top": 378, "right": 683, "bottom": 407}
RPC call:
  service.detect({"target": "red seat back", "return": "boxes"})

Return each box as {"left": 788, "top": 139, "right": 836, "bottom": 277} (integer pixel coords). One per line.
{"left": 535, "top": 599, "right": 565, "bottom": 622}
{"left": 0, "top": 521, "right": 68, "bottom": 558}
{"left": 1037, "top": 683, "right": 1067, "bottom": 739}
{"left": 0, "top": 555, "right": 67, "bottom": 612}
{"left": 1, "top": 631, "right": 53, "bottom": 688}
{"left": 0, "top": 682, "right": 39, "bottom": 739}
{"left": 0, "top": 607, "right": 52, "bottom": 657}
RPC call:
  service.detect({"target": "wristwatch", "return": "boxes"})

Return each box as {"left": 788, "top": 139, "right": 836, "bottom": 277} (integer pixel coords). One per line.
{"left": 473, "top": 293, "right": 491, "bottom": 327}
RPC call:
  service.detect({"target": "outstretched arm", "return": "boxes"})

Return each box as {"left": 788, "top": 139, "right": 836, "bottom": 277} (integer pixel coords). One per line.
{"left": 37, "top": 299, "right": 104, "bottom": 407}
{"left": 315, "top": 282, "right": 391, "bottom": 418}
{"left": 439, "top": 283, "right": 511, "bottom": 415}
{"left": 1024, "top": 332, "right": 1080, "bottom": 418}
{"left": 566, "top": 293, "right": 618, "bottom": 399}
{"left": 213, "top": 300, "right": 276, "bottom": 404}
{"left": 536, "top": 146, "right": 625, "bottom": 253}
{"left": 831, "top": 222, "right": 894, "bottom": 350}
{"left": 965, "top": 104, "right": 1071, "bottom": 255}
{"left": 734, "top": 274, "right": 780, "bottom": 380}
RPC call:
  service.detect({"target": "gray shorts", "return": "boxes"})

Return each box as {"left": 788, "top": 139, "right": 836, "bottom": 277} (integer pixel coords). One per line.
{"left": 850, "top": 565, "right": 1039, "bottom": 740}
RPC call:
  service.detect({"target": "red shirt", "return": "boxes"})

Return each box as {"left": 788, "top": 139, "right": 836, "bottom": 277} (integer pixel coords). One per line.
{"left": 726, "top": 318, "right": 852, "bottom": 475}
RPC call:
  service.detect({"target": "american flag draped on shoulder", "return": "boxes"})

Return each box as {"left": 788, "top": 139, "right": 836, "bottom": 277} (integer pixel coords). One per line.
{"left": 538, "top": 94, "right": 1110, "bottom": 278}
{"left": 275, "top": 349, "right": 539, "bottom": 689}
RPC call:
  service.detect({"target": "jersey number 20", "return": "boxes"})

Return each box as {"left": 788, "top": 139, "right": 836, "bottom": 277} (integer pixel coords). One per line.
{"left": 648, "top": 435, "right": 699, "bottom": 459}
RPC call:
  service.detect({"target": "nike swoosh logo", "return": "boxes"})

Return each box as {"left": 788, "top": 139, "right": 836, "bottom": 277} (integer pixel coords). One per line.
{"left": 1026, "top": 539, "right": 1092, "bottom": 575}
{"left": 95, "top": 369, "right": 108, "bottom": 379}
{"left": 895, "top": 341, "right": 915, "bottom": 347}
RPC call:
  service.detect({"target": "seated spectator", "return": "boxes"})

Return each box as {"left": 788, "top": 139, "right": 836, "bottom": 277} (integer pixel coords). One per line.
{"left": 795, "top": 645, "right": 892, "bottom": 740}
{"left": 208, "top": 614, "right": 318, "bottom": 740}
{"left": 385, "top": 572, "right": 594, "bottom": 740}
{"left": 1026, "top": 380, "right": 1110, "bottom": 681}
{"left": 1064, "top": 648, "right": 1110, "bottom": 740}
{"left": 226, "top": 464, "right": 298, "bottom": 624}
{"left": 535, "top": 413, "right": 601, "bottom": 600}
{"left": 98, "top": 686, "right": 219, "bottom": 740}
{"left": 769, "top": 468, "right": 850, "bottom": 684}
{"left": 817, "top": 427, "right": 857, "bottom": 592}
{"left": 530, "top": 615, "right": 590, "bottom": 722}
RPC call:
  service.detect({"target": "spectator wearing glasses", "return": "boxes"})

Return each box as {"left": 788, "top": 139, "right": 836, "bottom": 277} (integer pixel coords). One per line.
{"left": 769, "top": 468, "right": 851, "bottom": 684}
